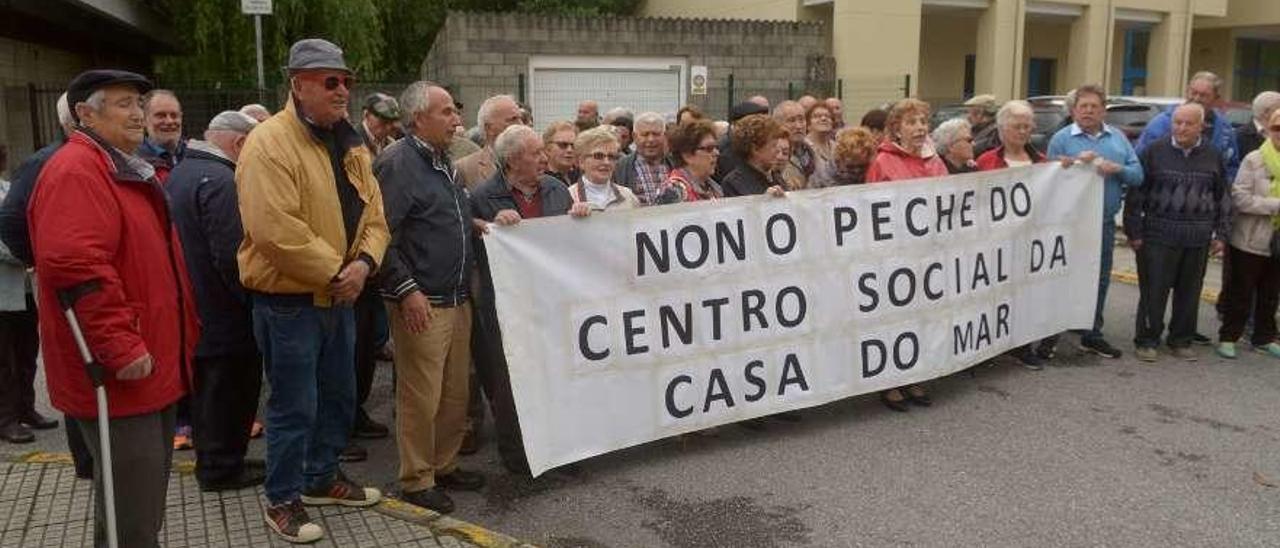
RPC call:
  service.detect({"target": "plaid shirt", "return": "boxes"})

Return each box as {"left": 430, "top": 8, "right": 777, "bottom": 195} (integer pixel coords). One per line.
{"left": 633, "top": 158, "right": 670, "bottom": 205}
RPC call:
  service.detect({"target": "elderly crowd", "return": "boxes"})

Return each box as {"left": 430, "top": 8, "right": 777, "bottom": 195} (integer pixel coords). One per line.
{"left": 0, "top": 33, "right": 1277, "bottom": 545}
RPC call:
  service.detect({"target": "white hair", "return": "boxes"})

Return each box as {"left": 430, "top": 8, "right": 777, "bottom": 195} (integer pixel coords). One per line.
{"left": 56, "top": 93, "right": 73, "bottom": 132}
{"left": 1174, "top": 102, "right": 1207, "bottom": 124}
{"left": 634, "top": 111, "right": 665, "bottom": 131}
{"left": 399, "top": 80, "right": 433, "bottom": 129}
{"left": 996, "top": 100, "right": 1034, "bottom": 128}
{"left": 603, "top": 107, "right": 633, "bottom": 124}
{"left": 477, "top": 94, "right": 516, "bottom": 127}
{"left": 1252, "top": 91, "right": 1280, "bottom": 123}
{"left": 493, "top": 124, "right": 539, "bottom": 165}
{"left": 239, "top": 104, "right": 271, "bottom": 120}
{"left": 82, "top": 90, "right": 106, "bottom": 113}
{"left": 931, "top": 118, "right": 971, "bottom": 153}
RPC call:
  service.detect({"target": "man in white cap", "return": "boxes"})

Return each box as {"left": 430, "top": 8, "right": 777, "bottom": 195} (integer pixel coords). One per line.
{"left": 236, "top": 38, "right": 389, "bottom": 543}
{"left": 165, "top": 111, "right": 266, "bottom": 493}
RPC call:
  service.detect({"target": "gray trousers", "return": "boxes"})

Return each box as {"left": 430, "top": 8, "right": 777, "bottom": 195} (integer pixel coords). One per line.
{"left": 73, "top": 404, "right": 176, "bottom": 548}
{"left": 1134, "top": 242, "right": 1209, "bottom": 349}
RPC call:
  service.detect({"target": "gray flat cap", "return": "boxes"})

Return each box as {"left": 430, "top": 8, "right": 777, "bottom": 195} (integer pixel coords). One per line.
{"left": 207, "top": 110, "right": 259, "bottom": 134}
{"left": 288, "top": 38, "right": 350, "bottom": 73}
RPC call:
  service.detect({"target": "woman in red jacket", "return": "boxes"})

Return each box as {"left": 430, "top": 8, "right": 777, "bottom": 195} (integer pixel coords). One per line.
{"left": 976, "top": 100, "right": 1055, "bottom": 370}
{"left": 865, "top": 98, "right": 948, "bottom": 183}
{"left": 863, "top": 98, "right": 946, "bottom": 412}
{"left": 975, "top": 100, "right": 1046, "bottom": 170}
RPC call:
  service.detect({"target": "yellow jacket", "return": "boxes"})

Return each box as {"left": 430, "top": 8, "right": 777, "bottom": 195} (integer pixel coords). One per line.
{"left": 235, "top": 98, "right": 389, "bottom": 306}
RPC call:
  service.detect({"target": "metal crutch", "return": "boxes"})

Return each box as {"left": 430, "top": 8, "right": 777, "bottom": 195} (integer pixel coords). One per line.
{"left": 58, "top": 283, "right": 118, "bottom": 548}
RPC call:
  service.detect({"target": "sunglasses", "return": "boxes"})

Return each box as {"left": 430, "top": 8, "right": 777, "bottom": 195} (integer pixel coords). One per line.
{"left": 312, "top": 75, "right": 355, "bottom": 91}
{"left": 1270, "top": 125, "right": 1280, "bottom": 134}
{"left": 587, "top": 151, "right": 620, "bottom": 162}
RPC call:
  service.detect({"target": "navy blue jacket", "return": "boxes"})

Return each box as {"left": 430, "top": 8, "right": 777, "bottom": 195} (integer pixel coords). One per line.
{"left": 0, "top": 139, "right": 63, "bottom": 266}
{"left": 165, "top": 145, "right": 255, "bottom": 358}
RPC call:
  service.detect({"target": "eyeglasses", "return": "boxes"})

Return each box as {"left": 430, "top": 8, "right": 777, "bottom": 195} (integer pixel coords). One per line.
{"left": 322, "top": 76, "right": 355, "bottom": 91}
{"left": 551, "top": 141, "right": 574, "bottom": 150}
{"left": 587, "top": 151, "right": 620, "bottom": 162}
{"left": 695, "top": 144, "right": 719, "bottom": 154}
{"left": 1269, "top": 125, "right": 1280, "bottom": 134}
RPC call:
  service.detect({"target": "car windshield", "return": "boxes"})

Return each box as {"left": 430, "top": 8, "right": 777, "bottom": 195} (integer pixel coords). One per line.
{"left": 1106, "top": 105, "right": 1155, "bottom": 129}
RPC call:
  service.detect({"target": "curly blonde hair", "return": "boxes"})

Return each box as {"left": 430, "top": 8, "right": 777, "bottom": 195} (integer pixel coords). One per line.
{"left": 834, "top": 127, "right": 878, "bottom": 165}
{"left": 731, "top": 114, "right": 787, "bottom": 159}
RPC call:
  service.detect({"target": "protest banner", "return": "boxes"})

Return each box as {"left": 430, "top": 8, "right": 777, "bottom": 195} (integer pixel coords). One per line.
{"left": 484, "top": 163, "right": 1103, "bottom": 475}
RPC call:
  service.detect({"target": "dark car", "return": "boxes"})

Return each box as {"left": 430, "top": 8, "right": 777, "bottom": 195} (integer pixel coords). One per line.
{"left": 930, "top": 103, "right": 968, "bottom": 130}
{"left": 1105, "top": 96, "right": 1182, "bottom": 144}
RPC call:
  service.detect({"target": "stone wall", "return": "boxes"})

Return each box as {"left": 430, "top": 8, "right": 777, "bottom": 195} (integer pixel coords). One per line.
{"left": 424, "top": 11, "right": 832, "bottom": 124}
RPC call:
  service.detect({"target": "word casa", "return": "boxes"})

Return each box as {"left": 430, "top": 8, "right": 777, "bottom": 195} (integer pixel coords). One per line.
{"left": 663, "top": 353, "right": 810, "bottom": 419}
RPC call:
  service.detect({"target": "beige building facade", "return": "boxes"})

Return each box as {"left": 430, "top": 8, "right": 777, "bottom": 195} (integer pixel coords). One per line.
{"left": 641, "top": 0, "right": 1280, "bottom": 115}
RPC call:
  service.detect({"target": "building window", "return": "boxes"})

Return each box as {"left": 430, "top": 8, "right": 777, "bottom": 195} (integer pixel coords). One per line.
{"left": 1122, "top": 28, "right": 1150, "bottom": 96}
{"left": 1235, "top": 39, "right": 1280, "bottom": 102}
{"left": 963, "top": 54, "right": 975, "bottom": 99}
{"left": 1027, "top": 58, "right": 1056, "bottom": 97}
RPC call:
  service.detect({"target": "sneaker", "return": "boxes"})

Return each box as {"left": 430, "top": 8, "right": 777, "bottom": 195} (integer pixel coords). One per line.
{"left": 1079, "top": 338, "right": 1123, "bottom": 359}
{"left": 1170, "top": 346, "right": 1197, "bottom": 361}
{"left": 301, "top": 473, "right": 381, "bottom": 508}
{"left": 1254, "top": 342, "right": 1280, "bottom": 359}
{"left": 265, "top": 500, "right": 323, "bottom": 544}
{"left": 1190, "top": 333, "right": 1212, "bottom": 346}
{"left": 173, "top": 425, "right": 194, "bottom": 451}
{"left": 1017, "top": 349, "right": 1045, "bottom": 371}
{"left": 1135, "top": 347, "right": 1159, "bottom": 363}
{"left": 1216, "top": 342, "right": 1237, "bottom": 359}
{"left": 1034, "top": 343, "right": 1057, "bottom": 361}
{"left": 401, "top": 487, "right": 454, "bottom": 514}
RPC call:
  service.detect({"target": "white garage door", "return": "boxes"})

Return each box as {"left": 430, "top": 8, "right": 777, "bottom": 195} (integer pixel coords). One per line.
{"left": 529, "top": 57, "right": 685, "bottom": 129}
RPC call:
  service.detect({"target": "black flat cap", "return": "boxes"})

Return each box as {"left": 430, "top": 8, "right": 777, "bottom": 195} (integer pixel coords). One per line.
{"left": 730, "top": 101, "right": 769, "bottom": 122}
{"left": 67, "top": 69, "right": 153, "bottom": 107}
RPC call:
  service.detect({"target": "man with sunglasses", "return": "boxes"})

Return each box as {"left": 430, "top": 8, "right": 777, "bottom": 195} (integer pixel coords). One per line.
{"left": 235, "top": 38, "right": 389, "bottom": 544}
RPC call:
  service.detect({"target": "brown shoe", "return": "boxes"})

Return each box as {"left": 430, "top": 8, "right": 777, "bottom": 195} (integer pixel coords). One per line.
{"left": 264, "top": 500, "right": 323, "bottom": 543}
{"left": 301, "top": 473, "right": 381, "bottom": 508}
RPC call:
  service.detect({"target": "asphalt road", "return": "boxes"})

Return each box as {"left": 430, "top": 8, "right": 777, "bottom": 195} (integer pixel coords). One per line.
{"left": 14, "top": 278, "right": 1280, "bottom": 547}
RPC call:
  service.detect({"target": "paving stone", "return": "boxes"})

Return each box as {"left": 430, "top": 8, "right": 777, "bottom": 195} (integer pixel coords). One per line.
{"left": 1, "top": 463, "right": 484, "bottom": 547}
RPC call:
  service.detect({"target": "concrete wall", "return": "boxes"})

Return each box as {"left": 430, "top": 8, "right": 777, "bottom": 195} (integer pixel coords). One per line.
{"left": 1189, "top": 27, "right": 1237, "bottom": 99}
{"left": 425, "top": 11, "right": 829, "bottom": 124}
{"left": 918, "top": 15, "right": 977, "bottom": 105}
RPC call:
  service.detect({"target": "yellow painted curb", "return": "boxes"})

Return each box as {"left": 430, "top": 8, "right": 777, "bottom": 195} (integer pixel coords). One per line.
{"left": 8, "top": 452, "right": 536, "bottom": 548}
{"left": 1110, "top": 269, "right": 1220, "bottom": 304}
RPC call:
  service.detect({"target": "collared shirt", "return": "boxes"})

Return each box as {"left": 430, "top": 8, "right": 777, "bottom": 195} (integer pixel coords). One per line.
{"left": 1048, "top": 122, "right": 1144, "bottom": 218}
{"left": 633, "top": 156, "right": 669, "bottom": 204}
{"left": 1171, "top": 135, "right": 1203, "bottom": 157}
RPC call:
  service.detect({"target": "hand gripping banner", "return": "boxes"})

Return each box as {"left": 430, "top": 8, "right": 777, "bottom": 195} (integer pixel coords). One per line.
{"left": 484, "top": 164, "right": 1103, "bottom": 475}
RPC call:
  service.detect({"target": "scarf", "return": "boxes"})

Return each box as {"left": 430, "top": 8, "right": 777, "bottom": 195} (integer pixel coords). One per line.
{"left": 1263, "top": 139, "right": 1280, "bottom": 229}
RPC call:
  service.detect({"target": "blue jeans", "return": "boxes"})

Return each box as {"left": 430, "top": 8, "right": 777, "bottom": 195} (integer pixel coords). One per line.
{"left": 252, "top": 295, "right": 356, "bottom": 505}
{"left": 1077, "top": 218, "right": 1115, "bottom": 342}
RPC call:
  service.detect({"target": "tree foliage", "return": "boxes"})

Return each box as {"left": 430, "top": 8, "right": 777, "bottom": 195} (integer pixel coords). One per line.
{"left": 154, "top": 0, "right": 638, "bottom": 86}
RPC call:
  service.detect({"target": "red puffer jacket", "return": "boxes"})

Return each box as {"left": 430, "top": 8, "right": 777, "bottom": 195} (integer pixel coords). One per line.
{"left": 30, "top": 131, "right": 199, "bottom": 419}
{"left": 865, "top": 140, "right": 949, "bottom": 183}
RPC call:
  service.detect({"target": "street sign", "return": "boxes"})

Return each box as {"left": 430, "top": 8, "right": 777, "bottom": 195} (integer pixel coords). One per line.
{"left": 691, "top": 65, "right": 708, "bottom": 96}
{"left": 241, "top": 0, "right": 272, "bottom": 15}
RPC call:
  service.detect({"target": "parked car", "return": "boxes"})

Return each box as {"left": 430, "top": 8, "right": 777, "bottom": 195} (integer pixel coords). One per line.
{"left": 1222, "top": 101, "right": 1253, "bottom": 130}
{"left": 930, "top": 103, "right": 967, "bottom": 130}
{"left": 1105, "top": 96, "right": 1181, "bottom": 143}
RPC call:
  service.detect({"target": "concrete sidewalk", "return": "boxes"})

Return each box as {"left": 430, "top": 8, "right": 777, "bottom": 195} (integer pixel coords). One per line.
{"left": 0, "top": 455, "right": 532, "bottom": 548}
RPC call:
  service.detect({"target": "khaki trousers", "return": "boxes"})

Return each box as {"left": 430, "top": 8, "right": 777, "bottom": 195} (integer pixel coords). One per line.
{"left": 389, "top": 301, "right": 472, "bottom": 492}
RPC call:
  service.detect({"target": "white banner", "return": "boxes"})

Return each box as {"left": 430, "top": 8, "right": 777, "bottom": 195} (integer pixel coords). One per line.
{"left": 485, "top": 164, "right": 1103, "bottom": 475}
